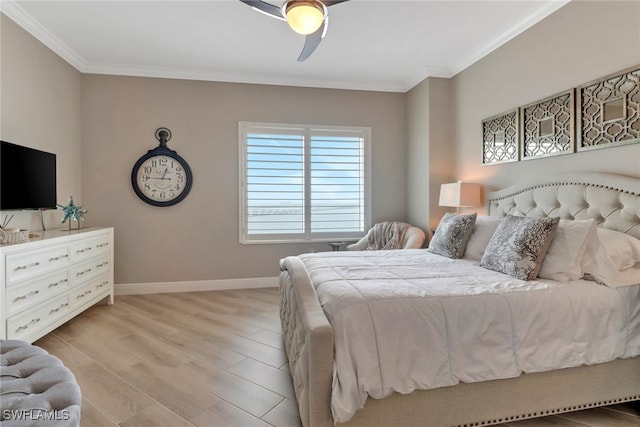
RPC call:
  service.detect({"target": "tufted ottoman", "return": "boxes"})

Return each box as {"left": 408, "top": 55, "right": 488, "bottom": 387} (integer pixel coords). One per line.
{"left": 0, "top": 340, "right": 81, "bottom": 427}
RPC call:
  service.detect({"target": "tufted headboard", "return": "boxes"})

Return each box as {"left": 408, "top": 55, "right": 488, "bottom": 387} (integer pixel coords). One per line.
{"left": 487, "top": 172, "right": 640, "bottom": 239}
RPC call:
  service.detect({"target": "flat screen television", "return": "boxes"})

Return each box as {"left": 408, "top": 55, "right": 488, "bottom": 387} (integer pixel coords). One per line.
{"left": 0, "top": 140, "right": 57, "bottom": 210}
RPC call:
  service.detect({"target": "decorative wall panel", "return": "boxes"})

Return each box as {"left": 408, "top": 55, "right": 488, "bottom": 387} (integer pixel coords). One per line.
{"left": 577, "top": 66, "right": 640, "bottom": 151}
{"left": 521, "top": 90, "right": 575, "bottom": 160}
{"left": 482, "top": 109, "right": 519, "bottom": 165}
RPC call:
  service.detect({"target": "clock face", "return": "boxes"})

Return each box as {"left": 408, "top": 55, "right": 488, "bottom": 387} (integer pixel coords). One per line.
{"left": 132, "top": 151, "right": 192, "bottom": 206}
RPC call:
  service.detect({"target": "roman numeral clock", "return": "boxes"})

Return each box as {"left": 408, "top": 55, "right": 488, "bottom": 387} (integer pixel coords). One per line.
{"left": 131, "top": 128, "right": 193, "bottom": 207}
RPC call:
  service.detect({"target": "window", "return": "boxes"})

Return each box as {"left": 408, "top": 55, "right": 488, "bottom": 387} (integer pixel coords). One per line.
{"left": 239, "top": 122, "right": 371, "bottom": 243}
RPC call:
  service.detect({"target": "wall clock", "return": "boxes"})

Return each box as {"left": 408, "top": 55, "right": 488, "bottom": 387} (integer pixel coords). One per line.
{"left": 131, "top": 128, "right": 193, "bottom": 207}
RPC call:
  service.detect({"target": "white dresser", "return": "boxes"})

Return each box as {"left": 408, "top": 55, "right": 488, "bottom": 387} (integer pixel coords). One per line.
{"left": 1, "top": 227, "right": 114, "bottom": 342}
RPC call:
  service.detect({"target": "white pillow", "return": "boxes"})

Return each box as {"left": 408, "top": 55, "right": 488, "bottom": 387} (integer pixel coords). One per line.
{"left": 538, "top": 219, "right": 597, "bottom": 282}
{"left": 606, "top": 263, "right": 640, "bottom": 287}
{"left": 584, "top": 259, "right": 640, "bottom": 288}
{"left": 463, "top": 216, "right": 503, "bottom": 260}
{"left": 595, "top": 228, "right": 640, "bottom": 271}
{"left": 582, "top": 228, "right": 640, "bottom": 287}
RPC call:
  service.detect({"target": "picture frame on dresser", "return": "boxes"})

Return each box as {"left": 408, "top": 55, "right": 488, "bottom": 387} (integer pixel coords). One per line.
{"left": 1, "top": 227, "right": 114, "bottom": 343}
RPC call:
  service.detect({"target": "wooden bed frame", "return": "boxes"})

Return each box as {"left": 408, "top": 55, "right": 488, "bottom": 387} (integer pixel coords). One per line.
{"left": 279, "top": 172, "right": 640, "bottom": 427}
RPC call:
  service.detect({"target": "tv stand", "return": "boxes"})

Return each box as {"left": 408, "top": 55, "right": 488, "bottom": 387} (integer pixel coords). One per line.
{"left": 0, "top": 227, "right": 114, "bottom": 342}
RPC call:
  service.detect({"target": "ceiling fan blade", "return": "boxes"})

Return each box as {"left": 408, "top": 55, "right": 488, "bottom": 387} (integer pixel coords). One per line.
{"left": 239, "top": 0, "right": 284, "bottom": 19}
{"left": 297, "top": 19, "right": 326, "bottom": 62}
{"left": 322, "top": 0, "right": 350, "bottom": 7}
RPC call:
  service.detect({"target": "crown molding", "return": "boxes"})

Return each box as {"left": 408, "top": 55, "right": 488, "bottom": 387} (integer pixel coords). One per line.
{"left": 1, "top": 0, "right": 571, "bottom": 93}
{"left": 449, "top": 0, "right": 570, "bottom": 77}
{"left": 81, "top": 62, "right": 410, "bottom": 93}
{"left": 1, "top": 0, "right": 87, "bottom": 71}
{"left": 0, "top": 0, "right": 408, "bottom": 94}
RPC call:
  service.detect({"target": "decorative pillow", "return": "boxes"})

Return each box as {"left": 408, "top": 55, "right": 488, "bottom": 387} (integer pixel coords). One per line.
{"left": 538, "top": 219, "right": 597, "bottom": 282}
{"left": 480, "top": 215, "right": 560, "bottom": 280}
{"left": 463, "top": 216, "right": 503, "bottom": 260}
{"left": 428, "top": 212, "right": 477, "bottom": 259}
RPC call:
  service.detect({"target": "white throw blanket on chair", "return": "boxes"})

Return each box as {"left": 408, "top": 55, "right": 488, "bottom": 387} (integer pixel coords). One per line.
{"left": 361, "top": 221, "right": 411, "bottom": 250}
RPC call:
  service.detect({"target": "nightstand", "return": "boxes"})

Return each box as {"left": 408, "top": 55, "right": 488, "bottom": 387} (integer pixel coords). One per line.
{"left": 328, "top": 242, "right": 345, "bottom": 251}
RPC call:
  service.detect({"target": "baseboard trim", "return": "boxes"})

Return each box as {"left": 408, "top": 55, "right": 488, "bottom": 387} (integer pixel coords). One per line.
{"left": 115, "top": 276, "right": 278, "bottom": 295}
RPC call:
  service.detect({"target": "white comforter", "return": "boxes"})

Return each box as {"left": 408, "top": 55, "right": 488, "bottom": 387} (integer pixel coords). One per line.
{"left": 297, "top": 249, "right": 640, "bottom": 423}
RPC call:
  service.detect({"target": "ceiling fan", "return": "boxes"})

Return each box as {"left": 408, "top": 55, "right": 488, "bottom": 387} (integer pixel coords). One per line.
{"left": 239, "top": 0, "right": 350, "bottom": 62}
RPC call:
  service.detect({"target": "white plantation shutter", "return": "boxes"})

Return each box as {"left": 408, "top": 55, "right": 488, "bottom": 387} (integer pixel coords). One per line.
{"left": 310, "top": 131, "right": 366, "bottom": 236}
{"left": 239, "top": 122, "right": 371, "bottom": 243}
{"left": 244, "top": 129, "right": 305, "bottom": 239}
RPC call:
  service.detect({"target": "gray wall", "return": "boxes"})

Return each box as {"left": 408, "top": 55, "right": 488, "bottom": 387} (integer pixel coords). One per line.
{"left": 451, "top": 0, "right": 640, "bottom": 206}
{"left": 0, "top": 15, "right": 82, "bottom": 231}
{"left": 406, "top": 77, "right": 455, "bottom": 232}
{"left": 80, "top": 75, "right": 406, "bottom": 284}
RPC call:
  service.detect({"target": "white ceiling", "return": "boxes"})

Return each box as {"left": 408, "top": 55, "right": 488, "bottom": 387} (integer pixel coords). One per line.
{"left": 2, "top": 0, "right": 569, "bottom": 92}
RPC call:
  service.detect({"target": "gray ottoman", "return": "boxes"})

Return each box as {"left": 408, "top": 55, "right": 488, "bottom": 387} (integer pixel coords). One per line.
{"left": 0, "top": 340, "right": 81, "bottom": 427}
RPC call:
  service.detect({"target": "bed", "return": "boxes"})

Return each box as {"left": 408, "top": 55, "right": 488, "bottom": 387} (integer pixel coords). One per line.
{"left": 278, "top": 172, "right": 640, "bottom": 427}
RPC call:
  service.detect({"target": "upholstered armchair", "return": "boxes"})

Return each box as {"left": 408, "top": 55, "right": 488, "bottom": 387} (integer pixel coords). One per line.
{"left": 347, "top": 221, "right": 426, "bottom": 251}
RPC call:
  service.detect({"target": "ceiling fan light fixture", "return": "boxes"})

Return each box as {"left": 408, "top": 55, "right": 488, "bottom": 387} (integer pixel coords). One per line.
{"left": 284, "top": 0, "right": 326, "bottom": 35}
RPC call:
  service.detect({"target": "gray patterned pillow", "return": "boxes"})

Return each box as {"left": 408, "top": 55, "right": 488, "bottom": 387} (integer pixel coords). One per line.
{"left": 428, "top": 212, "right": 477, "bottom": 258}
{"left": 480, "top": 215, "right": 560, "bottom": 280}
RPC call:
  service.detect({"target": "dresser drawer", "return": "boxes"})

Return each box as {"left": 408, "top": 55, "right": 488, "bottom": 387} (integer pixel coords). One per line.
{"left": 7, "top": 295, "right": 70, "bottom": 341}
{"left": 69, "top": 255, "right": 111, "bottom": 288}
{"left": 69, "top": 235, "right": 112, "bottom": 263}
{"left": 6, "top": 270, "right": 70, "bottom": 316}
{"left": 70, "top": 274, "right": 111, "bottom": 310}
{"left": 5, "top": 245, "right": 70, "bottom": 285}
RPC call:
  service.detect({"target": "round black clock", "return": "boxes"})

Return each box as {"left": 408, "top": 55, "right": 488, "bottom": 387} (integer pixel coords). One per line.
{"left": 131, "top": 128, "right": 193, "bottom": 207}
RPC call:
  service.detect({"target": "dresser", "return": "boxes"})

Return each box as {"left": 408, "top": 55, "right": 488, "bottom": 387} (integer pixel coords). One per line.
{"left": 1, "top": 227, "right": 114, "bottom": 342}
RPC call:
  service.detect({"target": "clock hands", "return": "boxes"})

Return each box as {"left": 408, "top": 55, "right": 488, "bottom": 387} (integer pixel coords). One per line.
{"left": 148, "top": 168, "right": 170, "bottom": 180}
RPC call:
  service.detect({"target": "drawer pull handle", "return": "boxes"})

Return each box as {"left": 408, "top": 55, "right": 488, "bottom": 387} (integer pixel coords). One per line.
{"left": 97, "top": 281, "right": 109, "bottom": 288}
{"left": 16, "top": 317, "right": 41, "bottom": 332}
{"left": 96, "top": 261, "right": 109, "bottom": 268}
{"left": 76, "top": 247, "right": 92, "bottom": 254}
{"left": 76, "top": 268, "right": 92, "bottom": 276}
{"left": 15, "top": 262, "right": 40, "bottom": 271}
{"left": 48, "top": 279, "right": 68, "bottom": 288}
{"left": 48, "top": 254, "right": 68, "bottom": 262}
{"left": 76, "top": 290, "right": 92, "bottom": 299}
{"left": 14, "top": 290, "right": 40, "bottom": 302}
{"left": 96, "top": 242, "right": 109, "bottom": 248}
{"left": 49, "top": 303, "right": 68, "bottom": 314}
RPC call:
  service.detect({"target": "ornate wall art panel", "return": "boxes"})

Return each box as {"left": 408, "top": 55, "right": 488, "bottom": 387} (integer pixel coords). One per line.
{"left": 520, "top": 90, "right": 575, "bottom": 160}
{"left": 577, "top": 65, "right": 640, "bottom": 151}
{"left": 482, "top": 109, "right": 519, "bottom": 165}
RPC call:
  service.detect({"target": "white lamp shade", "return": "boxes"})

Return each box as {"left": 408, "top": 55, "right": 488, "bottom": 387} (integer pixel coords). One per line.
{"left": 286, "top": 1, "right": 325, "bottom": 35}
{"left": 439, "top": 181, "right": 482, "bottom": 208}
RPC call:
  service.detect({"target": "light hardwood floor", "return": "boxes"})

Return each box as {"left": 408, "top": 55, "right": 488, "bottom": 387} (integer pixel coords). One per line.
{"left": 35, "top": 289, "right": 640, "bottom": 427}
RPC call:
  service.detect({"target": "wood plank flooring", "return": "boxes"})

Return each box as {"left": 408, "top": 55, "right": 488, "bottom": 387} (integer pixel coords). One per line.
{"left": 35, "top": 289, "right": 640, "bottom": 427}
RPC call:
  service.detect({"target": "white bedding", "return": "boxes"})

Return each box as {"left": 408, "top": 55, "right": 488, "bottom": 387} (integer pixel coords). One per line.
{"left": 297, "top": 249, "right": 640, "bottom": 423}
